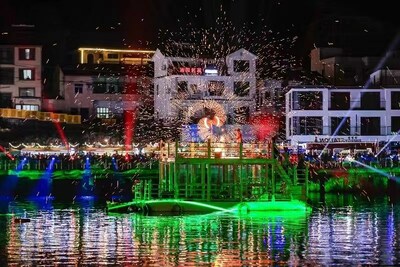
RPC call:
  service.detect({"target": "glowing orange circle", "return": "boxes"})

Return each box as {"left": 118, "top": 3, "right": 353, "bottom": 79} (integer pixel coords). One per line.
{"left": 203, "top": 116, "right": 221, "bottom": 129}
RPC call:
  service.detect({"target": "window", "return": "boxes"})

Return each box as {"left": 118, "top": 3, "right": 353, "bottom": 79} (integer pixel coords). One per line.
{"left": 208, "top": 81, "right": 224, "bottom": 96}
{"left": 391, "top": 117, "right": 400, "bottom": 133}
{"left": 330, "top": 92, "right": 350, "bottom": 110}
{"left": 15, "top": 104, "right": 38, "bottom": 111}
{"left": 19, "top": 69, "right": 34, "bottom": 80}
{"left": 93, "top": 77, "right": 123, "bottom": 94}
{"left": 293, "top": 116, "right": 323, "bottom": 135}
{"left": 177, "top": 81, "right": 188, "bottom": 93}
{"left": 19, "top": 48, "right": 35, "bottom": 60}
{"left": 0, "top": 67, "right": 14, "bottom": 84}
{"left": 234, "top": 106, "right": 250, "bottom": 124}
{"left": 292, "top": 91, "right": 323, "bottom": 110}
{"left": 391, "top": 92, "right": 400, "bottom": 110}
{"left": 233, "top": 60, "right": 249, "bottom": 72}
{"left": 19, "top": 87, "right": 35, "bottom": 97}
{"left": 93, "top": 82, "right": 106, "bottom": 93}
{"left": 234, "top": 81, "right": 250, "bottom": 97}
{"left": 330, "top": 117, "right": 350, "bottom": 135}
{"left": 74, "top": 83, "right": 83, "bottom": 94}
{"left": 96, "top": 107, "right": 110, "bottom": 118}
{"left": 107, "top": 53, "right": 118, "bottom": 59}
{"left": 0, "top": 47, "right": 14, "bottom": 64}
{"left": 156, "top": 84, "right": 159, "bottom": 96}
{"left": 361, "top": 92, "right": 381, "bottom": 109}
{"left": 233, "top": 60, "right": 250, "bottom": 72}
{"left": 361, "top": 117, "right": 380, "bottom": 135}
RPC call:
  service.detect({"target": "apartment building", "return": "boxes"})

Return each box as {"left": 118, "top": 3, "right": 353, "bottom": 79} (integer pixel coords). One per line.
{"left": 153, "top": 48, "right": 257, "bottom": 122}
{"left": 285, "top": 86, "right": 400, "bottom": 151}
{"left": 0, "top": 45, "right": 42, "bottom": 110}
{"left": 152, "top": 48, "right": 258, "bottom": 141}
{"left": 42, "top": 47, "right": 155, "bottom": 121}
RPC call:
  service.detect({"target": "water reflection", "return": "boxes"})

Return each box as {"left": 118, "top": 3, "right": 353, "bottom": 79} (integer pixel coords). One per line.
{"left": 1, "top": 195, "right": 400, "bottom": 266}
{"left": 306, "top": 195, "right": 400, "bottom": 266}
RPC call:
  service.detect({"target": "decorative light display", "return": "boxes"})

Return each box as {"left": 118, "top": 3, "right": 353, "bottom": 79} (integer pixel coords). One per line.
{"left": 250, "top": 113, "right": 281, "bottom": 141}
{"left": 192, "top": 100, "right": 228, "bottom": 141}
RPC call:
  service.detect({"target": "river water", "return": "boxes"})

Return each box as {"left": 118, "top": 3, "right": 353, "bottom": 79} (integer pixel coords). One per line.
{"left": 1, "top": 193, "right": 399, "bottom": 266}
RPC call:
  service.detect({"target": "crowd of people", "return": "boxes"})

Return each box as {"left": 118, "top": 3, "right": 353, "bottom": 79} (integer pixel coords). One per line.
{"left": 293, "top": 149, "right": 399, "bottom": 169}
{"left": 0, "top": 151, "right": 159, "bottom": 171}
{"left": 2, "top": 139, "right": 399, "bottom": 174}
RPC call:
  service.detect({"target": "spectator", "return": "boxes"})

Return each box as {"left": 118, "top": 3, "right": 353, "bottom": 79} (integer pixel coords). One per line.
{"left": 235, "top": 128, "right": 243, "bottom": 143}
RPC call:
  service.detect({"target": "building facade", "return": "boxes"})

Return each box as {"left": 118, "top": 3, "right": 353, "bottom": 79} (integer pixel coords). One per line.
{"left": 43, "top": 47, "right": 154, "bottom": 121}
{"left": 78, "top": 47, "right": 155, "bottom": 65}
{"left": 0, "top": 45, "right": 42, "bottom": 110}
{"left": 152, "top": 48, "right": 257, "bottom": 127}
{"left": 285, "top": 86, "right": 400, "bottom": 151}
{"left": 310, "top": 47, "right": 400, "bottom": 86}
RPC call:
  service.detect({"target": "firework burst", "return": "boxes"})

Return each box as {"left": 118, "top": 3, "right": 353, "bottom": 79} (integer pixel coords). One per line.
{"left": 154, "top": 8, "right": 309, "bottom": 143}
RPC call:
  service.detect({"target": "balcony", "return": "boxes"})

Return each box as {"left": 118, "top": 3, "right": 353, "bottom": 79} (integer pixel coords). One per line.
{"left": 160, "top": 141, "right": 273, "bottom": 161}
{"left": 292, "top": 99, "right": 387, "bottom": 111}
{"left": 289, "top": 126, "right": 395, "bottom": 136}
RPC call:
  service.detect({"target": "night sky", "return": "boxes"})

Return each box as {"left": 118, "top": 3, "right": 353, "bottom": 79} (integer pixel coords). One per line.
{"left": 1, "top": 0, "right": 400, "bottom": 61}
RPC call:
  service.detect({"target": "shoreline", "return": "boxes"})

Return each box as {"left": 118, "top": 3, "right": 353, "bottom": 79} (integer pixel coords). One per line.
{"left": 0, "top": 164, "right": 398, "bottom": 201}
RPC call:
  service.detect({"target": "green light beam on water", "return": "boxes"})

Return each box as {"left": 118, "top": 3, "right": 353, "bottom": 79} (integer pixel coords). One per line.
{"left": 150, "top": 200, "right": 235, "bottom": 213}
{"left": 107, "top": 199, "right": 235, "bottom": 213}
{"left": 351, "top": 158, "right": 400, "bottom": 182}
{"left": 107, "top": 201, "right": 137, "bottom": 211}
{"left": 108, "top": 199, "right": 309, "bottom": 214}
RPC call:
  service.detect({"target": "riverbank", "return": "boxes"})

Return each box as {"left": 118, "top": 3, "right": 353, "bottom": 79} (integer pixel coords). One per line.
{"left": 0, "top": 167, "right": 158, "bottom": 201}
{"left": 311, "top": 166, "right": 400, "bottom": 196}
{"left": 1, "top": 164, "right": 398, "bottom": 202}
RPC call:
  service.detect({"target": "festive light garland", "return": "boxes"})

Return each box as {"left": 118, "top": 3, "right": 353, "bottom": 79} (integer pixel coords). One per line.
{"left": 7, "top": 141, "right": 157, "bottom": 154}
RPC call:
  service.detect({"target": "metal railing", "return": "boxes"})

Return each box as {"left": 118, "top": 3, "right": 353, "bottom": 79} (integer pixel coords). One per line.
{"left": 292, "top": 100, "right": 387, "bottom": 111}
{"left": 160, "top": 140, "right": 273, "bottom": 160}
{"left": 328, "top": 100, "right": 386, "bottom": 110}
{"left": 290, "top": 126, "right": 396, "bottom": 136}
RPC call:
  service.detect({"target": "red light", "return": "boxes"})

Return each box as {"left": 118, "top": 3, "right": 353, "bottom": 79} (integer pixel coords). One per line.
{"left": 250, "top": 114, "right": 280, "bottom": 141}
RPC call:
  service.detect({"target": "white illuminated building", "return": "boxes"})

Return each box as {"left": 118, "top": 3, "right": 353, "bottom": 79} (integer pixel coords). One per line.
{"left": 152, "top": 48, "right": 257, "bottom": 129}
{"left": 285, "top": 86, "right": 400, "bottom": 151}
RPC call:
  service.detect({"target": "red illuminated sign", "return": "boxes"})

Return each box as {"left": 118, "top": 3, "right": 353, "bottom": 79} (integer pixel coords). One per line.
{"left": 179, "top": 67, "right": 203, "bottom": 75}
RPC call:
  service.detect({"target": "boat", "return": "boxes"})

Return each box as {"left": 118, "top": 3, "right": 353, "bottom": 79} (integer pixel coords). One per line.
{"left": 107, "top": 141, "right": 311, "bottom": 214}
